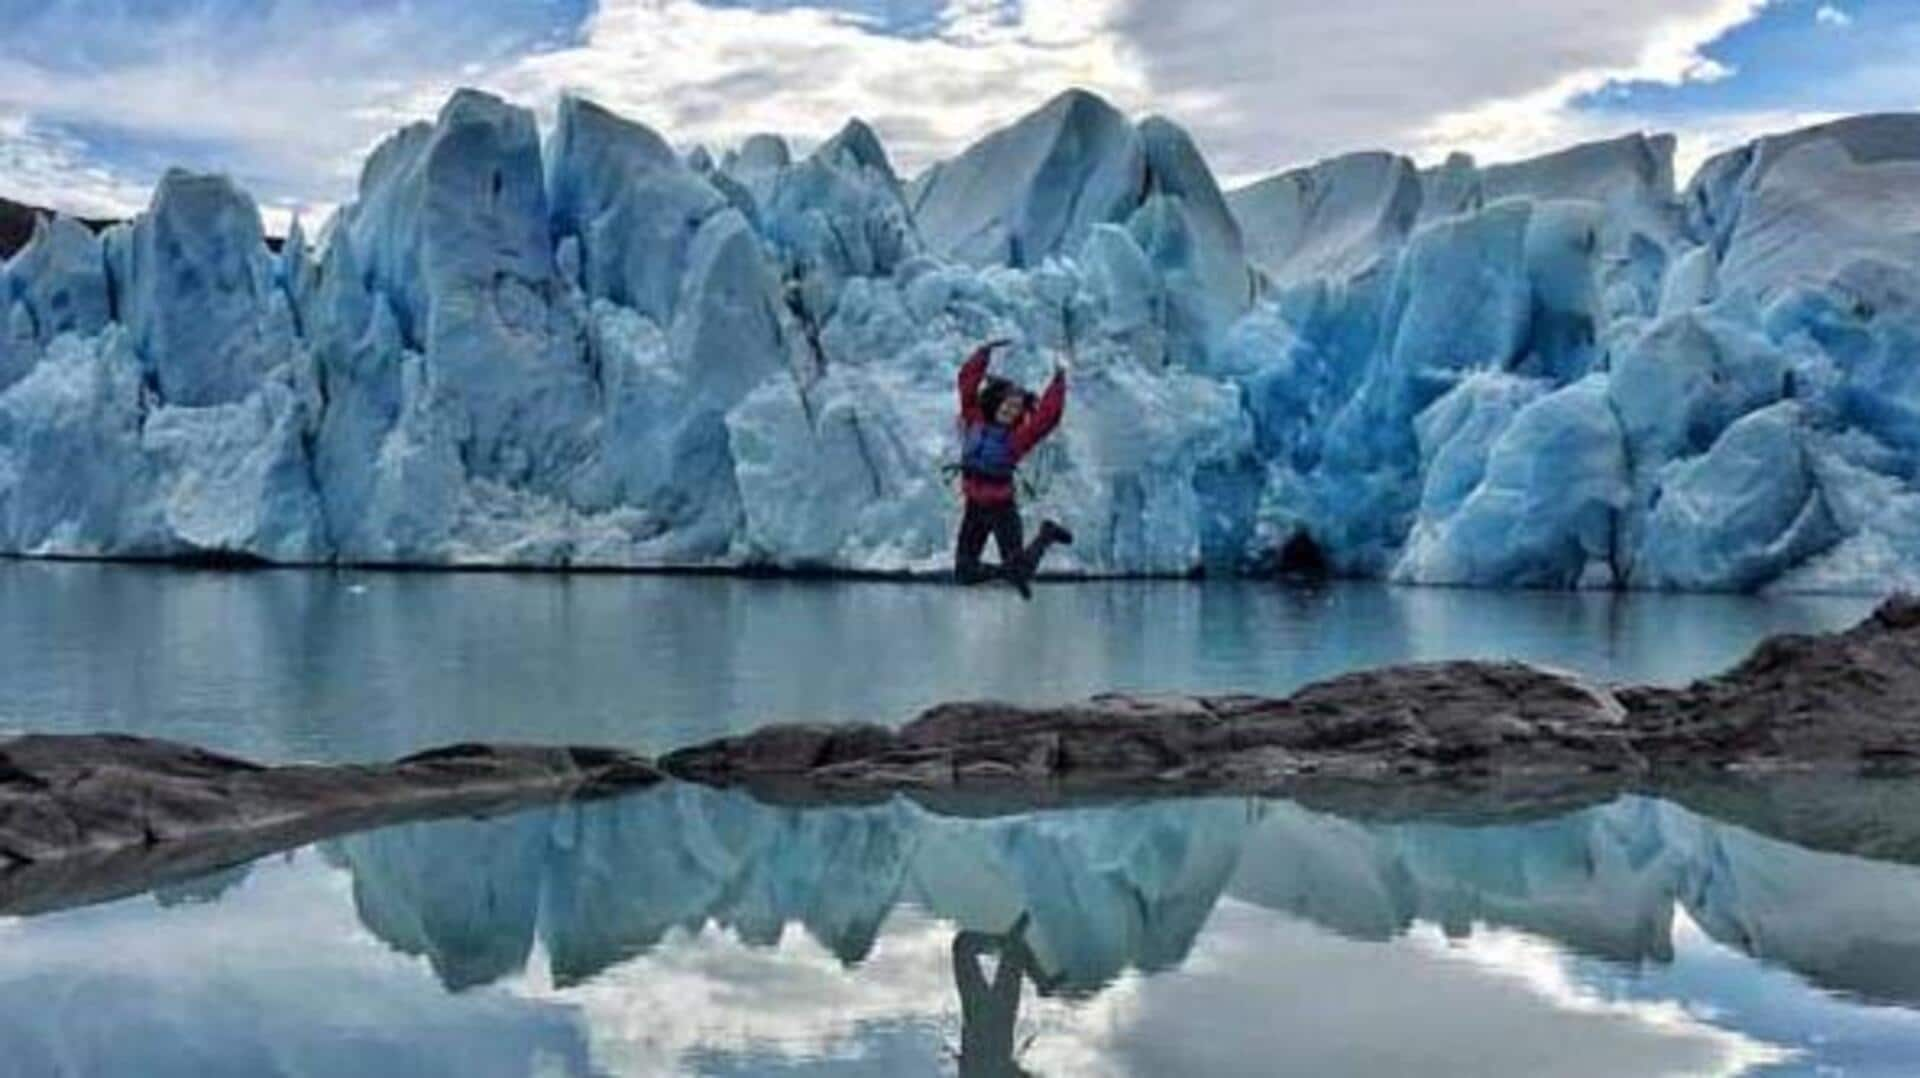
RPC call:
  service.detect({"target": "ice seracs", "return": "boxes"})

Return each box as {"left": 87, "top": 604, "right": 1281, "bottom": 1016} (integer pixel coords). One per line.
{"left": 1222, "top": 113, "right": 1920, "bottom": 590}
{"left": 1228, "top": 150, "right": 1423, "bottom": 287}
{"left": 5, "top": 214, "right": 111, "bottom": 357}
{"left": 911, "top": 88, "right": 1145, "bottom": 268}
{"left": 2, "top": 88, "right": 1920, "bottom": 590}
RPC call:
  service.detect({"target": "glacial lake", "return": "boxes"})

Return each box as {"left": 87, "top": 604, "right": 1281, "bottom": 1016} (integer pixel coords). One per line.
{"left": 3, "top": 562, "right": 1917, "bottom": 1076}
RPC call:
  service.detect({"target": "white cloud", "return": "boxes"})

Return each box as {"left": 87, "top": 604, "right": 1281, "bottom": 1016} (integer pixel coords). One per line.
{"left": 1026, "top": 900, "right": 1788, "bottom": 1076}
{"left": 520, "top": 910, "right": 1005, "bottom": 1073}
{"left": 0, "top": 108, "right": 155, "bottom": 219}
{"left": 474, "top": 0, "right": 1149, "bottom": 176}
{"left": 0, "top": 852, "right": 593, "bottom": 1072}
{"left": 1407, "top": 920, "right": 1791, "bottom": 1072}
{"left": 512, "top": 888, "right": 1794, "bottom": 1076}
{"left": 0, "top": 0, "right": 1797, "bottom": 225}
{"left": 1817, "top": 4, "right": 1855, "bottom": 28}
{"left": 0, "top": 1, "right": 587, "bottom": 226}
{"left": 0, "top": 0, "right": 1155, "bottom": 227}
{"left": 1109, "top": 0, "right": 1773, "bottom": 184}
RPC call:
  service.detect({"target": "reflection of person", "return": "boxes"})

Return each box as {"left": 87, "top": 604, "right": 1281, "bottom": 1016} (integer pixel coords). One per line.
{"left": 953, "top": 339, "right": 1073, "bottom": 600}
{"left": 952, "top": 913, "right": 1056, "bottom": 1077}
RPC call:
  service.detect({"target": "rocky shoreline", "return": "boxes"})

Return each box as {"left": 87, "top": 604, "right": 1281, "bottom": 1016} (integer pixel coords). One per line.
{"left": 0, "top": 738, "right": 658, "bottom": 913}
{"left": 666, "top": 594, "right": 1920, "bottom": 794}
{"left": 4, "top": 595, "right": 1917, "bottom": 913}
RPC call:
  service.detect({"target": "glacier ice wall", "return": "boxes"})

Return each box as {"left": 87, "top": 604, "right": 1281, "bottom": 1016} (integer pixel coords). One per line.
{"left": 3, "top": 90, "right": 1919, "bottom": 590}
{"left": 1225, "top": 117, "right": 1920, "bottom": 591}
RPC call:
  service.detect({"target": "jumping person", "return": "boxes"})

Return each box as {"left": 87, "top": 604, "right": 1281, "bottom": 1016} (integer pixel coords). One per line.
{"left": 954, "top": 338, "right": 1073, "bottom": 599}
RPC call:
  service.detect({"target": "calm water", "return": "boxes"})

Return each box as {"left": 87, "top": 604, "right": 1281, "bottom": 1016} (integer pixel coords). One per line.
{"left": 0, "top": 561, "right": 1881, "bottom": 762}
{"left": 0, "top": 563, "right": 1911, "bottom": 1076}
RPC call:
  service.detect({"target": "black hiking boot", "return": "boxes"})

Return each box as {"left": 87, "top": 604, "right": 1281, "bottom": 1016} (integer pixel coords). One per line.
{"left": 1038, "top": 519, "right": 1074, "bottom": 547}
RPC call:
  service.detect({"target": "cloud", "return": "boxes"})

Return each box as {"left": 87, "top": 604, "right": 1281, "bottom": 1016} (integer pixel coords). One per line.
{"left": 0, "top": 0, "right": 1800, "bottom": 225}
{"left": 1026, "top": 901, "right": 1785, "bottom": 1076}
{"left": 1816, "top": 4, "right": 1855, "bottom": 28}
{"left": 0, "top": 851, "right": 594, "bottom": 1073}
{"left": 521, "top": 889, "right": 1786, "bottom": 1076}
{"left": 0, "top": 0, "right": 592, "bottom": 224}
{"left": 526, "top": 910, "right": 994, "bottom": 1073}
{"left": 452, "top": 0, "right": 1788, "bottom": 189}
{"left": 1109, "top": 0, "right": 1771, "bottom": 184}
{"left": 0, "top": 108, "right": 155, "bottom": 218}
{"left": 0, "top": 0, "right": 1151, "bottom": 227}
{"left": 475, "top": 0, "right": 1149, "bottom": 177}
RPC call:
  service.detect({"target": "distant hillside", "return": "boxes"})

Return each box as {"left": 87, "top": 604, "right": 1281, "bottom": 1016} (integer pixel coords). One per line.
{"left": 0, "top": 196, "right": 117, "bottom": 260}
{"left": 2, "top": 195, "right": 284, "bottom": 259}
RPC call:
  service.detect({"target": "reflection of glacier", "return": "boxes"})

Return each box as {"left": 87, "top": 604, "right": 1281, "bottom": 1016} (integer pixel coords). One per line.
{"left": 1235, "top": 794, "right": 1920, "bottom": 1008}
{"left": 330, "top": 787, "right": 1258, "bottom": 995}
{"left": 6, "top": 84, "right": 1920, "bottom": 590}
{"left": 327, "top": 784, "right": 1920, "bottom": 1010}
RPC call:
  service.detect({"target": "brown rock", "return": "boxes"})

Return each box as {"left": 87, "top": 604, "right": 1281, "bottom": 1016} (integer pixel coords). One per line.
{"left": 0, "top": 735, "right": 660, "bottom": 915}
{"left": 662, "top": 661, "right": 1639, "bottom": 794}
{"left": 662, "top": 596, "right": 1920, "bottom": 797}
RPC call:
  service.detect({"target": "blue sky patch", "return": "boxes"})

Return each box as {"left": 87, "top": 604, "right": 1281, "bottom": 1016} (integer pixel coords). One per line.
{"left": 1575, "top": 0, "right": 1920, "bottom": 118}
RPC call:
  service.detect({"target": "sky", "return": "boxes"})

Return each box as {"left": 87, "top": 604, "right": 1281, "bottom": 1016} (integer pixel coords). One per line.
{"left": 0, "top": 0, "right": 1916, "bottom": 232}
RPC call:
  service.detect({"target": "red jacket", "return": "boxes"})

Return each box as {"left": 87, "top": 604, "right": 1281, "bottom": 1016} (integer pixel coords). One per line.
{"left": 956, "top": 345, "right": 1066, "bottom": 505}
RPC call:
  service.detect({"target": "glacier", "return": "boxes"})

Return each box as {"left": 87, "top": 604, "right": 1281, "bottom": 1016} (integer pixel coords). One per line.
{"left": 3, "top": 90, "right": 1920, "bottom": 590}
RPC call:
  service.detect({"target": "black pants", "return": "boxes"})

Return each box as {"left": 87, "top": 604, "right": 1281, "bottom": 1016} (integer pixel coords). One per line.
{"left": 954, "top": 501, "right": 1056, "bottom": 585}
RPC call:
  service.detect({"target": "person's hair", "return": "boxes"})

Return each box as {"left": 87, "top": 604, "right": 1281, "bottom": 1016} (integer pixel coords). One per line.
{"left": 977, "top": 376, "right": 1026, "bottom": 423}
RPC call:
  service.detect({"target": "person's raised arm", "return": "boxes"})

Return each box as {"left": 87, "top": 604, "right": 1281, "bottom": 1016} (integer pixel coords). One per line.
{"left": 957, "top": 339, "right": 1009, "bottom": 420}
{"left": 1011, "top": 364, "right": 1067, "bottom": 457}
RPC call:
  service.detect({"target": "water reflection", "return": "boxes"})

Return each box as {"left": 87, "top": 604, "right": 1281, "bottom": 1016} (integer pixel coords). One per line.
{"left": 7, "top": 783, "right": 1920, "bottom": 1075}
{"left": 953, "top": 915, "right": 1050, "bottom": 1077}
{"left": 325, "top": 788, "right": 1256, "bottom": 996}
{"left": 1233, "top": 792, "right": 1920, "bottom": 1008}
{"left": 307, "top": 784, "right": 1920, "bottom": 1015}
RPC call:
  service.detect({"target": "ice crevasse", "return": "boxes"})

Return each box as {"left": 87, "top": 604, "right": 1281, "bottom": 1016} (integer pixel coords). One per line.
{"left": 3, "top": 88, "right": 1919, "bottom": 592}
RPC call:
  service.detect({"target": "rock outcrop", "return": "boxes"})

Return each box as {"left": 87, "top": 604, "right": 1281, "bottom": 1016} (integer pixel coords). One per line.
{"left": 4, "top": 596, "right": 1917, "bottom": 913}
{"left": 1621, "top": 593, "right": 1920, "bottom": 768}
{"left": 0, "top": 196, "right": 116, "bottom": 261}
{"left": 0, "top": 735, "right": 658, "bottom": 913}
{"left": 662, "top": 661, "right": 1640, "bottom": 793}
{"left": 666, "top": 594, "right": 1920, "bottom": 794}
